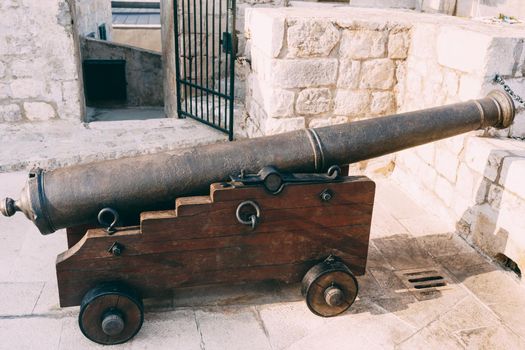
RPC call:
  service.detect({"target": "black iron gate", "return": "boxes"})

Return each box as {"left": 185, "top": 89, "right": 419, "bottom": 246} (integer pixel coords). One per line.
{"left": 174, "top": 0, "right": 236, "bottom": 140}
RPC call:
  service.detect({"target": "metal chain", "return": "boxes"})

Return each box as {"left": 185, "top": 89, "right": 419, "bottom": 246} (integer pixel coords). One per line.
{"left": 493, "top": 74, "right": 525, "bottom": 110}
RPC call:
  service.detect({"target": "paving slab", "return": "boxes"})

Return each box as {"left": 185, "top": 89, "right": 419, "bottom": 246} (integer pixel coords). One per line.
{"left": 0, "top": 173, "right": 524, "bottom": 349}
{"left": 0, "top": 118, "right": 227, "bottom": 173}
{"left": 195, "top": 307, "right": 272, "bottom": 350}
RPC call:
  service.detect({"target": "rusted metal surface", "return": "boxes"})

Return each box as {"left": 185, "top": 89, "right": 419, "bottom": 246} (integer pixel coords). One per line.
{"left": 0, "top": 91, "right": 515, "bottom": 234}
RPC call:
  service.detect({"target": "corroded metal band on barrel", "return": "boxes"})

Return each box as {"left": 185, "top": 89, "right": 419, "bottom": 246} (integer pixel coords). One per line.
{"left": 29, "top": 169, "right": 56, "bottom": 234}
{"left": 488, "top": 90, "right": 515, "bottom": 129}
{"left": 305, "top": 128, "right": 325, "bottom": 172}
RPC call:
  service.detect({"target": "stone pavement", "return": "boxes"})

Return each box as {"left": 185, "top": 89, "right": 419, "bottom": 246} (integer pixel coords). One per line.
{"left": 0, "top": 117, "right": 227, "bottom": 173}
{"left": 0, "top": 173, "right": 524, "bottom": 349}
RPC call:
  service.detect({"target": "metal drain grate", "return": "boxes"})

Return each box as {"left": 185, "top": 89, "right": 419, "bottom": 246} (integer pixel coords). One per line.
{"left": 395, "top": 268, "right": 453, "bottom": 299}
{"left": 404, "top": 270, "right": 446, "bottom": 289}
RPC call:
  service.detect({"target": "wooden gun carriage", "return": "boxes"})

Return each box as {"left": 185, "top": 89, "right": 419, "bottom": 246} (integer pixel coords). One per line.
{"left": 59, "top": 167, "right": 374, "bottom": 344}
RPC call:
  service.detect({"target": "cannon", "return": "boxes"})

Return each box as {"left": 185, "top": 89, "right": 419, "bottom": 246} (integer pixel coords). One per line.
{"left": 0, "top": 91, "right": 515, "bottom": 345}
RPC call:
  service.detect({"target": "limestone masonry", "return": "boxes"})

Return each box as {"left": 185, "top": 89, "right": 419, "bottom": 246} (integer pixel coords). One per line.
{"left": 244, "top": 7, "right": 525, "bottom": 275}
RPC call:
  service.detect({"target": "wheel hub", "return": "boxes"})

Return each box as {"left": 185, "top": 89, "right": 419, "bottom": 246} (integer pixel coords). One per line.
{"left": 101, "top": 311, "right": 125, "bottom": 336}
{"left": 324, "top": 285, "right": 344, "bottom": 307}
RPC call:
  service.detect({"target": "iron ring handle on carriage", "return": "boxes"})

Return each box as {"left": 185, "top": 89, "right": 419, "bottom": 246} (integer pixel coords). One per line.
{"left": 97, "top": 207, "right": 119, "bottom": 234}
{"left": 236, "top": 200, "right": 261, "bottom": 230}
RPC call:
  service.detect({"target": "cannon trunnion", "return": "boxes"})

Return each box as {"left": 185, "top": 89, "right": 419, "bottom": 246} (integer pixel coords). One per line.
{"left": 57, "top": 170, "right": 374, "bottom": 344}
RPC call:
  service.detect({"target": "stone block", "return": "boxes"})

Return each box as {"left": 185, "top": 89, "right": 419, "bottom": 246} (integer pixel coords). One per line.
{"left": 499, "top": 157, "right": 525, "bottom": 199}
{"left": 10, "top": 79, "right": 46, "bottom": 99}
{"left": 333, "top": 90, "right": 370, "bottom": 117}
{"left": 458, "top": 74, "right": 483, "bottom": 101}
{"left": 396, "top": 150, "right": 438, "bottom": 190}
{"left": 348, "top": 0, "right": 416, "bottom": 8}
{"left": 456, "top": 325, "right": 525, "bottom": 350}
{"left": 443, "top": 134, "right": 465, "bottom": 156}
{"left": 388, "top": 31, "right": 409, "bottom": 59}
{"left": 340, "top": 29, "right": 387, "bottom": 59}
{"left": 0, "top": 282, "right": 45, "bottom": 316}
{"left": 360, "top": 59, "right": 395, "bottom": 90}
{"left": 485, "top": 37, "right": 525, "bottom": 77}
{"left": 264, "top": 116, "right": 305, "bottom": 135}
{"left": 270, "top": 59, "right": 338, "bottom": 88}
{"left": 434, "top": 148, "right": 458, "bottom": 183}
{"left": 456, "top": 162, "right": 482, "bottom": 200}
{"left": 487, "top": 183, "right": 503, "bottom": 209}
{"left": 23, "top": 102, "right": 56, "bottom": 121}
{"left": 509, "top": 111, "right": 525, "bottom": 139}
{"left": 308, "top": 116, "right": 348, "bottom": 128}
{"left": 370, "top": 91, "right": 394, "bottom": 116}
{"left": 266, "top": 88, "right": 295, "bottom": 118}
{"left": 0, "top": 104, "right": 23, "bottom": 122}
{"left": 394, "top": 61, "right": 406, "bottom": 108}
{"left": 295, "top": 88, "right": 332, "bottom": 115}
{"left": 60, "top": 80, "right": 82, "bottom": 118}
{"left": 246, "top": 10, "right": 285, "bottom": 58}
{"left": 0, "top": 83, "right": 11, "bottom": 99}
{"left": 437, "top": 27, "right": 491, "bottom": 74}
{"left": 410, "top": 23, "right": 438, "bottom": 60}
{"left": 421, "top": 0, "right": 456, "bottom": 15}
{"left": 0, "top": 62, "right": 5, "bottom": 78}
{"left": 414, "top": 143, "right": 435, "bottom": 165}
{"left": 10, "top": 58, "right": 48, "bottom": 79}
{"left": 442, "top": 69, "right": 459, "bottom": 97}
{"left": 258, "top": 302, "right": 330, "bottom": 350}
{"left": 195, "top": 308, "right": 272, "bottom": 350}
{"left": 435, "top": 175, "right": 454, "bottom": 205}
{"left": 287, "top": 20, "right": 340, "bottom": 58}
{"left": 463, "top": 137, "right": 513, "bottom": 182}
{"left": 0, "top": 317, "right": 62, "bottom": 349}
{"left": 337, "top": 59, "right": 360, "bottom": 89}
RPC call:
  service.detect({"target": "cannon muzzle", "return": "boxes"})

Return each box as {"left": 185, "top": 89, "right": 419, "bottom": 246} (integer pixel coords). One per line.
{"left": 1, "top": 91, "right": 515, "bottom": 234}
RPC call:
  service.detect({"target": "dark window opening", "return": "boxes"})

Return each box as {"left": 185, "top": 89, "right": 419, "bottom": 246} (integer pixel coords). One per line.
{"left": 83, "top": 59, "right": 127, "bottom": 107}
{"left": 98, "top": 23, "right": 107, "bottom": 40}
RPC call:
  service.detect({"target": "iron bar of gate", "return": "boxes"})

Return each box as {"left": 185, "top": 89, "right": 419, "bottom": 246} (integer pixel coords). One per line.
{"left": 174, "top": 0, "right": 235, "bottom": 140}
{"left": 222, "top": 0, "right": 230, "bottom": 128}
{"left": 174, "top": 1, "right": 182, "bottom": 118}
{"left": 199, "top": 0, "right": 203, "bottom": 122}
{"left": 205, "top": 0, "right": 210, "bottom": 124}
{"left": 212, "top": 0, "right": 216, "bottom": 126}
{"left": 181, "top": 0, "right": 189, "bottom": 115}
{"left": 186, "top": 0, "right": 192, "bottom": 118}
{"left": 190, "top": 0, "right": 194, "bottom": 115}
{"left": 228, "top": 0, "right": 236, "bottom": 141}
{"left": 218, "top": 0, "right": 222, "bottom": 129}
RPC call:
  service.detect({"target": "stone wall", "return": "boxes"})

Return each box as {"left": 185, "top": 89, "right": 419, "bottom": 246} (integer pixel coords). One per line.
{"left": 81, "top": 38, "right": 164, "bottom": 107}
{"left": 113, "top": 27, "right": 162, "bottom": 52}
{"left": 391, "top": 19, "right": 525, "bottom": 271}
{"left": 456, "top": 0, "right": 525, "bottom": 18}
{"left": 244, "top": 8, "right": 410, "bottom": 136}
{"left": 73, "top": 0, "right": 113, "bottom": 39}
{"left": 0, "top": 0, "right": 83, "bottom": 123}
{"left": 245, "top": 7, "right": 525, "bottom": 271}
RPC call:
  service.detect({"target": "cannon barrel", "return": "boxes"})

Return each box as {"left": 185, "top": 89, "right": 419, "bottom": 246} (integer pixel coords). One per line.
{"left": 0, "top": 91, "right": 515, "bottom": 234}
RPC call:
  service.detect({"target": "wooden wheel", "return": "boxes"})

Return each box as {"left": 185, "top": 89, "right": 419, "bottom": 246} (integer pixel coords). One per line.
{"left": 78, "top": 283, "right": 144, "bottom": 345}
{"left": 302, "top": 258, "right": 358, "bottom": 317}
